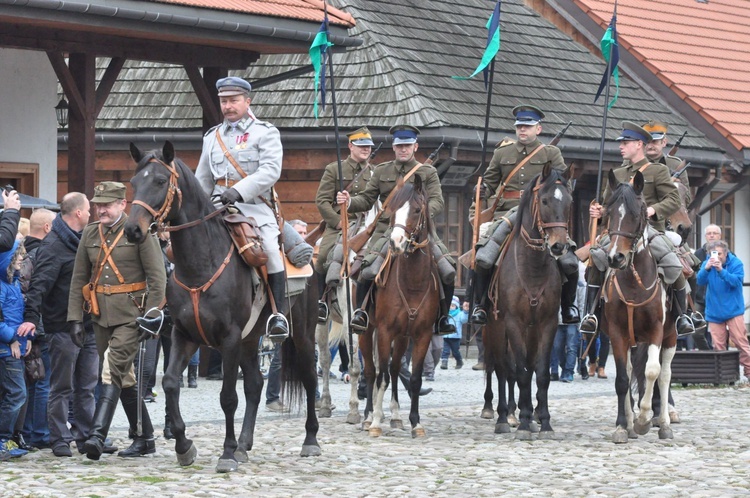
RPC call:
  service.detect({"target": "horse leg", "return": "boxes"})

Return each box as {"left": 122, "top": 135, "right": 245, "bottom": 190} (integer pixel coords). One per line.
{"left": 164, "top": 331, "right": 199, "bottom": 465}
{"left": 534, "top": 335, "right": 555, "bottom": 438}
{"left": 494, "top": 366, "right": 511, "bottom": 434}
{"left": 513, "top": 352, "right": 534, "bottom": 440}
{"left": 235, "top": 343, "right": 264, "bottom": 463}
{"left": 389, "top": 337, "right": 409, "bottom": 431}
{"left": 408, "top": 332, "right": 431, "bottom": 438}
{"left": 359, "top": 325, "right": 375, "bottom": 430}
{"left": 315, "top": 321, "right": 333, "bottom": 418}
{"left": 346, "top": 329, "right": 362, "bottom": 425}
{"left": 368, "top": 331, "right": 390, "bottom": 438}
{"left": 634, "top": 343, "right": 661, "bottom": 435}
{"left": 610, "top": 335, "right": 634, "bottom": 443}
{"left": 216, "top": 334, "right": 242, "bottom": 473}
{"left": 481, "top": 367, "right": 494, "bottom": 419}
{"left": 657, "top": 346, "right": 676, "bottom": 439}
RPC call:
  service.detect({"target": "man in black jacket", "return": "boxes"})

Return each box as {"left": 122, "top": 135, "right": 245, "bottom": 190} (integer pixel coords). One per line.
{"left": 17, "top": 193, "right": 114, "bottom": 457}
{"left": 0, "top": 188, "right": 21, "bottom": 252}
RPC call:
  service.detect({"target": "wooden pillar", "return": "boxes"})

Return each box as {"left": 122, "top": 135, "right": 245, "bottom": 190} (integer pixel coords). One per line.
{"left": 202, "top": 67, "right": 227, "bottom": 132}
{"left": 67, "top": 53, "right": 97, "bottom": 197}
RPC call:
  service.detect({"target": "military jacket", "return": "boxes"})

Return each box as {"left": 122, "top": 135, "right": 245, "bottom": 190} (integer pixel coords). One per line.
{"left": 68, "top": 214, "right": 166, "bottom": 327}
{"left": 195, "top": 115, "right": 282, "bottom": 227}
{"left": 479, "top": 139, "right": 566, "bottom": 217}
{"left": 316, "top": 156, "right": 372, "bottom": 228}
{"left": 602, "top": 158, "right": 680, "bottom": 233}
{"left": 658, "top": 153, "right": 691, "bottom": 206}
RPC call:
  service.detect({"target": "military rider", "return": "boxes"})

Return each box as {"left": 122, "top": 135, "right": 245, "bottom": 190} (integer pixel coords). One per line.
{"left": 471, "top": 105, "right": 580, "bottom": 325}
{"left": 336, "top": 125, "right": 456, "bottom": 334}
{"left": 195, "top": 76, "right": 289, "bottom": 341}
{"left": 582, "top": 121, "right": 695, "bottom": 336}
{"left": 314, "top": 127, "right": 375, "bottom": 322}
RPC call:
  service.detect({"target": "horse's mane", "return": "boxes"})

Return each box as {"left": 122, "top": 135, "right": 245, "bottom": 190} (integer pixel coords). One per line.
{"left": 512, "top": 168, "right": 567, "bottom": 236}
{"left": 605, "top": 180, "right": 647, "bottom": 222}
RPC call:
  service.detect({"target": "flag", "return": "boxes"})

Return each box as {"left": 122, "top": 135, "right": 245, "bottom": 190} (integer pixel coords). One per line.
{"left": 594, "top": 12, "right": 620, "bottom": 109}
{"left": 453, "top": 0, "right": 501, "bottom": 87}
{"left": 309, "top": 19, "right": 332, "bottom": 118}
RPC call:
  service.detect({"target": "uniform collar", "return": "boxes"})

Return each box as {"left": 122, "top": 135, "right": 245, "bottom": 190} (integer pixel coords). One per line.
{"left": 104, "top": 213, "right": 127, "bottom": 233}
{"left": 345, "top": 156, "right": 368, "bottom": 171}
{"left": 224, "top": 115, "right": 253, "bottom": 133}
{"left": 514, "top": 138, "right": 541, "bottom": 153}
{"left": 630, "top": 157, "right": 650, "bottom": 170}
{"left": 395, "top": 157, "right": 419, "bottom": 173}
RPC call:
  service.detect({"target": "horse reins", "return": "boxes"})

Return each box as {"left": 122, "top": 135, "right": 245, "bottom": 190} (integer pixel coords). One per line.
{"left": 520, "top": 179, "right": 569, "bottom": 252}
{"left": 131, "top": 158, "right": 183, "bottom": 233}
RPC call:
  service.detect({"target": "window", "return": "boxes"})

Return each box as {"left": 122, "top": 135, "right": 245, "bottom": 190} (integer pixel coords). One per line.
{"left": 434, "top": 191, "right": 467, "bottom": 286}
{"left": 709, "top": 191, "right": 734, "bottom": 250}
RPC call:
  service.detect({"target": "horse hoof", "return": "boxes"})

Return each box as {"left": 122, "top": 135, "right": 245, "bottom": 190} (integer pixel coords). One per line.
{"left": 537, "top": 431, "right": 555, "bottom": 441}
{"left": 480, "top": 408, "right": 494, "bottom": 419}
{"left": 176, "top": 442, "right": 197, "bottom": 466}
{"left": 300, "top": 444, "right": 322, "bottom": 457}
{"left": 368, "top": 427, "right": 382, "bottom": 438}
{"left": 634, "top": 420, "right": 651, "bottom": 436}
{"left": 412, "top": 427, "right": 426, "bottom": 438}
{"left": 628, "top": 428, "right": 638, "bottom": 439}
{"left": 216, "top": 458, "right": 238, "bottom": 473}
{"left": 658, "top": 426, "right": 674, "bottom": 440}
{"left": 362, "top": 421, "right": 372, "bottom": 431}
{"left": 669, "top": 411, "right": 681, "bottom": 424}
{"left": 234, "top": 449, "right": 248, "bottom": 463}
{"left": 507, "top": 414, "right": 519, "bottom": 427}
{"left": 319, "top": 408, "right": 332, "bottom": 418}
{"left": 651, "top": 417, "right": 661, "bottom": 428}
{"left": 529, "top": 422, "right": 539, "bottom": 433}
{"left": 494, "top": 423, "right": 511, "bottom": 434}
{"left": 390, "top": 419, "right": 404, "bottom": 430}
{"left": 613, "top": 427, "right": 629, "bottom": 444}
{"left": 515, "top": 430, "right": 532, "bottom": 441}
{"left": 346, "top": 413, "right": 362, "bottom": 425}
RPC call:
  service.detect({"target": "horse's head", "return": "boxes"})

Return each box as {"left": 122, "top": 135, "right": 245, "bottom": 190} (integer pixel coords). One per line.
{"left": 667, "top": 180, "right": 692, "bottom": 243}
{"left": 520, "top": 162, "right": 574, "bottom": 258}
{"left": 388, "top": 175, "right": 429, "bottom": 255}
{"left": 605, "top": 170, "right": 648, "bottom": 270}
{"left": 124, "top": 141, "right": 182, "bottom": 244}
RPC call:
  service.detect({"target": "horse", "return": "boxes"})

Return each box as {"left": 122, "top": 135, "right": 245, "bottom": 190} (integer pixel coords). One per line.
{"left": 600, "top": 169, "right": 677, "bottom": 443}
{"left": 667, "top": 179, "right": 693, "bottom": 244}
{"left": 359, "top": 176, "right": 440, "bottom": 437}
{"left": 123, "top": 141, "right": 320, "bottom": 472}
{"left": 482, "top": 163, "right": 573, "bottom": 439}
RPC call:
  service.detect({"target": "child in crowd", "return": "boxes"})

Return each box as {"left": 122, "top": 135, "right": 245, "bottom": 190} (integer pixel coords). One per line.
{"left": 440, "top": 297, "right": 467, "bottom": 370}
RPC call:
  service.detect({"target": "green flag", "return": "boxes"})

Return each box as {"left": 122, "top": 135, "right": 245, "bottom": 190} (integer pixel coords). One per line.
{"left": 453, "top": 0, "right": 501, "bottom": 87}
{"left": 309, "top": 21, "right": 332, "bottom": 119}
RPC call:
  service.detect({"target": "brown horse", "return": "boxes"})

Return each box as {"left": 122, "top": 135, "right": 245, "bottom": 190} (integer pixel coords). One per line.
{"left": 600, "top": 170, "right": 677, "bottom": 443}
{"left": 359, "top": 176, "right": 440, "bottom": 438}
{"left": 667, "top": 179, "right": 693, "bottom": 244}
{"left": 483, "top": 163, "right": 573, "bottom": 439}
{"left": 123, "top": 142, "right": 320, "bottom": 471}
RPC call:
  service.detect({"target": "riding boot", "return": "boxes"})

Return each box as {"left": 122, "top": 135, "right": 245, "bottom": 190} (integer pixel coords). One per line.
{"left": 560, "top": 273, "right": 580, "bottom": 325}
{"left": 83, "top": 384, "right": 121, "bottom": 461}
{"left": 187, "top": 364, "right": 198, "bottom": 388}
{"left": 672, "top": 286, "right": 695, "bottom": 337}
{"left": 437, "top": 282, "right": 456, "bottom": 335}
{"left": 579, "top": 284, "right": 602, "bottom": 334}
{"left": 316, "top": 270, "right": 329, "bottom": 323}
{"left": 398, "top": 365, "right": 432, "bottom": 398}
{"left": 267, "top": 272, "right": 290, "bottom": 342}
{"left": 471, "top": 269, "right": 491, "bottom": 325}
{"left": 350, "top": 279, "right": 373, "bottom": 333}
{"left": 118, "top": 386, "right": 155, "bottom": 457}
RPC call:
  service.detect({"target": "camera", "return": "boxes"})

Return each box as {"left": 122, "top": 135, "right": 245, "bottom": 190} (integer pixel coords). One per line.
{"left": 3, "top": 184, "right": 14, "bottom": 194}
{"left": 710, "top": 250, "right": 718, "bottom": 258}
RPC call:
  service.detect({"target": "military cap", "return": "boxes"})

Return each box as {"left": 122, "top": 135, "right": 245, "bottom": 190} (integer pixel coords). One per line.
{"left": 512, "top": 104, "right": 545, "bottom": 126}
{"left": 616, "top": 121, "right": 652, "bottom": 143}
{"left": 216, "top": 77, "right": 252, "bottom": 97}
{"left": 389, "top": 125, "right": 420, "bottom": 145}
{"left": 90, "top": 181, "right": 126, "bottom": 203}
{"left": 347, "top": 126, "right": 375, "bottom": 147}
{"left": 642, "top": 120, "right": 668, "bottom": 140}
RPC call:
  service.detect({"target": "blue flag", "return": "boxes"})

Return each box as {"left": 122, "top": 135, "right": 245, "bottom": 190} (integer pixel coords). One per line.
{"left": 309, "top": 19, "right": 332, "bottom": 118}
{"left": 453, "top": 0, "right": 501, "bottom": 88}
{"left": 594, "top": 13, "right": 619, "bottom": 109}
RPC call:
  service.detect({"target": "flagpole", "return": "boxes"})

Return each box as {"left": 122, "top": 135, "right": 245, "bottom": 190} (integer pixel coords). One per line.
{"left": 322, "top": 1, "right": 354, "bottom": 360}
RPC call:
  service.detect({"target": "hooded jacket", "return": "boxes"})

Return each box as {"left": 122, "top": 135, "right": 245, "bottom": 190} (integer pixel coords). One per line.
{"left": 1, "top": 239, "right": 28, "bottom": 358}
{"left": 696, "top": 251, "right": 745, "bottom": 323}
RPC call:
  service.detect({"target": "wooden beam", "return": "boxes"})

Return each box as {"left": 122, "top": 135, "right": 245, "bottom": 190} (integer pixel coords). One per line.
{"left": 46, "top": 51, "right": 85, "bottom": 121}
{"left": 184, "top": 64, "right": 222, "bottom": 127}
{"left": 67, "top": 53, "right": 97, "bottom": 198}
{"left": 95, "top": 57, "right": 125, "bottom": 116}
{"left": 201, "top": 67, "right": 228, "bottom": 132}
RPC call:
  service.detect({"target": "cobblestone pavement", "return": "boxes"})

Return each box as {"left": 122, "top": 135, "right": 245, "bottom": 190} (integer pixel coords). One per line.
{"left": 4, "top": 353, "right": 750, "bottom": 497}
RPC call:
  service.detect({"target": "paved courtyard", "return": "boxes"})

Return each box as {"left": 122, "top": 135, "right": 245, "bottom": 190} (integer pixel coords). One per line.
{"left": 4, "top": 352, "right": 750, "bottom": 497}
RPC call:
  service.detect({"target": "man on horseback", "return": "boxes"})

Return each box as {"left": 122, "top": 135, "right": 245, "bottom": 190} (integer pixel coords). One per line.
{"left": 583, "top": 121, "right": 695, "bottom": 337}
{"left": 470, "top": 105, "right": 579, "bottom": 325}
{"left": 335, "top": 125, "right": 456, "bottom": 335}
{"left": 195, "top": 77, "right": 289, "bottom": 342}
{"left": 314, "top": 127, "right": 375, "bottom": 323}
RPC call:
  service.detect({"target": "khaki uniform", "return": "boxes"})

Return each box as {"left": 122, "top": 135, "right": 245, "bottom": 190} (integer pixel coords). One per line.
{"left": 602, "top": 158, "right": 680, "bottom": 233}
{"left": 314, "top": 156, "right": 372, "bottom": 274}
{"left": 68, "top": 215, "right": 166, "bottom": 388}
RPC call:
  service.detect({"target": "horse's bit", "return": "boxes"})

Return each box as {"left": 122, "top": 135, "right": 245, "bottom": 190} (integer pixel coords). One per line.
{"left": 131, "top": 158, "right": 183, "bottom": 234}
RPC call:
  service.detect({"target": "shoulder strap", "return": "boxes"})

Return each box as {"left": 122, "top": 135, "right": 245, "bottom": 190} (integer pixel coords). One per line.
{"left": 494, "top": 143, "right": 545, "bottom": 200}
{"left": 215, "top": 128, "right": 247, "bottom": 179}
{"left": 629, "top": 161, "right": 652, "bottom": 185}
{"left": 92, "top": 224, "right": 126, "bottom": 286}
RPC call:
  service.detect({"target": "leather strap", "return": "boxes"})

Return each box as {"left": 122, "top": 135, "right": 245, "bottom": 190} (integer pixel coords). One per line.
{"left": 91, "top": 225, "right": 126, "bottom": 288}
{"left": 379, "top": 161, "right": 424, "bottom": 214}
{"left": 629, "top": 161, "right": 652, "bottom": 184}
{"left": 96, "top": 281, "right": 147, "bottom": 295}
{"left": 215, "top": 129, "right": 248, "bottom": 181}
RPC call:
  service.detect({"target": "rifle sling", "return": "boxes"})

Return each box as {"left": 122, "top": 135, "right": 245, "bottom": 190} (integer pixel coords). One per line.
{"left": 488, "top": 143, "right": 545, "bottom": 213}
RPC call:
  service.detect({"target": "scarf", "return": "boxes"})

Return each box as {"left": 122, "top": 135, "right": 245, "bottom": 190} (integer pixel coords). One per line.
{"left": 52, "top": 214, "right": 82, "bottom": 253}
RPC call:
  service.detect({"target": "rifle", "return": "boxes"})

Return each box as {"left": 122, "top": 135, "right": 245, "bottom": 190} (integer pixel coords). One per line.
{"left": 370, "top": 142, "right": 383, "bottom": 161}
{"left": 348, "top": 143, "right": 445, "bottom": 253}
{"left": 671, "top": 161, "right": 691, "bottom": 180}
{"left": 668, "top": 130, "right": 688, "bottom": 157}
{"left": 476, "top": 121, "right": 572, "bottom": 225}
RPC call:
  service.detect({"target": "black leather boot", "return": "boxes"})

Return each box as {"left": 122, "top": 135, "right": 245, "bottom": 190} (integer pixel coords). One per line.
{"left": 267, "top": 272, "right": 290, "bottom": 342}
{"left": 84, "top": 384, "right": 121, "bottom": 460}
{"left": 437, "top": 282, "right": 456, "bottom": 335}
{"left": 187, "top": 364, "right": 198, "bottom": 388}
{"left": 673, "top": 287, "right": 695, "bottom": 337}
{"left": 351, "top": 279, "right": 373, "bottom": 333}
{"left": 316, "top": 271, "right": 329, "bottom": 323}
{"left": 580, "top": 285, "right": 601, "bottom": 334}
{"left": 471, "top": 269, "right": 490, "bottom": 325}
{"left": 560, "top": 273, "right": 580, "bottom": 324}
{"left": 118, "top": 386, "right": 155, "bottom": 457}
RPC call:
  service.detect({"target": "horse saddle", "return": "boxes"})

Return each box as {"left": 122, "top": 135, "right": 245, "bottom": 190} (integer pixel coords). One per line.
{"left": 224, "top": 213, "right": 268, "bottom": 267}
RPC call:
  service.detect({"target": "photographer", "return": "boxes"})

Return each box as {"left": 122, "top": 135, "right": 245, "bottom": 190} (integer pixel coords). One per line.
{"left": 0, "top": 187, "right": 21, "bottom": 252}
{"left": 696, "top": 240, "right": 750, "bottom": 381}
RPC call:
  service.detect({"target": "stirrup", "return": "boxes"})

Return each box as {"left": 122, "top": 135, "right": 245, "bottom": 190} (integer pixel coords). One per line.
{"left": 266, "top": 313, "right": 289, "bottom": 342}
{"left": 691, "top": 311, "right": 707, "bottom": 332}
{"left": 437, "top": 316, "right": 456, "bottom": 335}
{"left": 580, "top": 313, "right": 598, "bottom": 334}
{"left": 350, "top": 309, "right": 369, "bottom": 333}
{"left": 675, "top": 315, "right": 695, "bottom": 337}
{"left": 471, "top": 306, "right": 487, "bottom": 325}
{"left": 317, "top": 301, "right": 329, "bottom": 323}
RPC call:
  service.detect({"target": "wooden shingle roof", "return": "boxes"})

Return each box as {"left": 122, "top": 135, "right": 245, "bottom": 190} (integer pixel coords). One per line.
{"left": 95, "top": 0, "right": 719, "bottom": 152}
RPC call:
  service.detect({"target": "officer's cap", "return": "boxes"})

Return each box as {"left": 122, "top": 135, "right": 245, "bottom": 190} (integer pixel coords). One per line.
{"left": 389, "top": 125, "right": 420, "bottom": 145}
{"left": 216, "top": 77, "right": 252, "bottom": 97}
{"left": 642, "top": 120, "right": 668, "bottom": 140}
{"left": 616, "top": 121, "right": 652, "bottom": 143}
{"left": 91, "top": 182, "right": 127, "bottom": 204}
{"left": 512, "top": 104, "right": 545, "bottom": 127}
{"left": 347, "top": 127, "right": 375, "bottom": 147}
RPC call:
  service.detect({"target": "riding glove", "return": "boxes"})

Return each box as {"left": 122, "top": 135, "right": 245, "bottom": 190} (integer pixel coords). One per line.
{"left": 220, "top": 188, "right": 243, "bottom": 205}
{"left": 68, "top": 321, "right": 85, "bottom": 348}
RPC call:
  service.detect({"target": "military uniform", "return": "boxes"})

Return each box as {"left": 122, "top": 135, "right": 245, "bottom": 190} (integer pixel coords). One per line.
{"left": 68, "top": 182, "right": 166, "bottom": 460}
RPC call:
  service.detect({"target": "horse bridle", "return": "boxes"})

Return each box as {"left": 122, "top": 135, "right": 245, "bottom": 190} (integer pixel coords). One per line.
{"left": 520, "top": 178, "right": 570, "bottom": 252}
{"left": 391, "top": 197, "right": 429, "bottom": 255}
{"left": 607, "top": 201, "right": 647, "bottom": 270}
{"left": 131, "top": 158, "right": 183, "bottom": 234}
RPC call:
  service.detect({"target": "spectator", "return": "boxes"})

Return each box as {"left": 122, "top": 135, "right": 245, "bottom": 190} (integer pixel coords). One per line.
{"left": 17, "top": 217, "right": 30, "bottom": 239}
{"left": 696, "top": 240, "right": 750, "bottom": 382}
{"left": 551, "top": 265, "right": 585, "bottom": 383}
{"left": 0, "top": 188, "right": 21, "bottom": 252}
{"left": 692, "top": 224, "right": 723, "bottom": 350}
{"left": 423, "top": 332, "right": 444, "bottom": 382}
{"left": 440, "top": 297, "right": 466, "bottom": 370}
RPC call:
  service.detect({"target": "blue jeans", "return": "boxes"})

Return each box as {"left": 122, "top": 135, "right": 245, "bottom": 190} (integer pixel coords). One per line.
{"left": 0, "top": 356, "right": 27, "bottom": 439}
{"left": 23, "top": 339, "right": 50, "bottom": 446}
{"left": 265, "top": 343, "right": 282, "bottom": 404}
{"left": 441, "top": 338, "right": 462, "bottom": 362}
{"left": 551, "top": 324, "right": 580, "bottom": 377}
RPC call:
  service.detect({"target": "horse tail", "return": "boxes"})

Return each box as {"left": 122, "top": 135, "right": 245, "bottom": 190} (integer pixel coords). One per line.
{"left": 328, "top": 320, "right": 346, "bottom": 349}
{"left": 630, "top": 342, "right": 649, "bottom": 406}
{"left": 280, "top": 337, "right": 306, "bottom": 411}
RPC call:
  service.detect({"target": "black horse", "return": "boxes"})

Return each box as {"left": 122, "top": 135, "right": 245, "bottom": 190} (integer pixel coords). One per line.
{"left": 123, "top": 142, "right": 320, "bottom": 472}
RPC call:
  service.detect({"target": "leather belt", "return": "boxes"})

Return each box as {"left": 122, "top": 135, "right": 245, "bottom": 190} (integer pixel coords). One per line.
{"left": 216, "top": 178, "right": 239, "bottom": 188}
{"left": 502, "top": 190, "right": 522, "bottom": 199}
{"left": 96, "top": 281, "right": 147, "bottom": 295}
